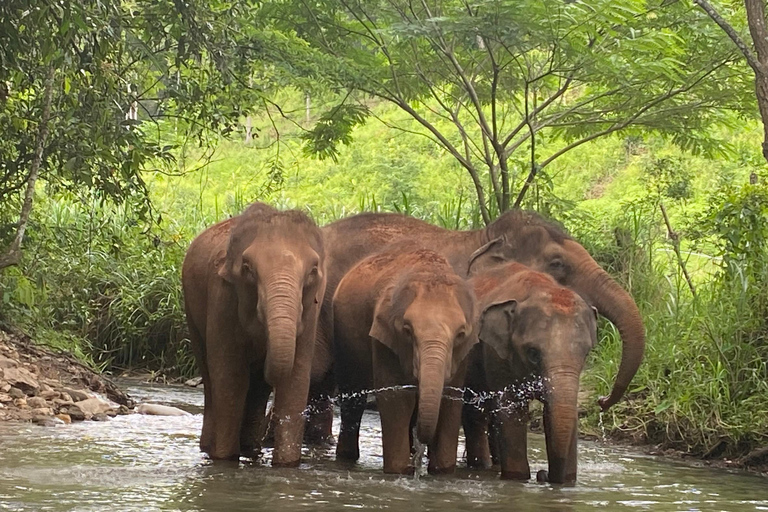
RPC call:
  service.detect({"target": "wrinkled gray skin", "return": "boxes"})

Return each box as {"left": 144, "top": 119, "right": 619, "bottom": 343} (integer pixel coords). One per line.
{"left": 463, "top": 261, "right": 597, "bottom": 484}
{"left": 182, "top": 202, "right": 326, "bottom": 466}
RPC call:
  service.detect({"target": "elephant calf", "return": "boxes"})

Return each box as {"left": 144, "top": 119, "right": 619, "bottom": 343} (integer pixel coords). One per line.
{"left": 463, "top": 262, "right": 598, "bottom": 484}
{"left": 182, "top": 202, "right": 326, "bottom": 466}
{"left": 333, "top": 243, "right": 478, "bottom": 474}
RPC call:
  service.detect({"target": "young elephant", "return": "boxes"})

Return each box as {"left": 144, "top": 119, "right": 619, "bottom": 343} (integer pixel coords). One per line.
{"left": 333, "top": 245, "right": 477, "bottom": 474}
{"left": 463, "top": 262, "right": 598, "bottom": 484}
{"left": 182, "top": 202, "right": 326, "bottom": 465}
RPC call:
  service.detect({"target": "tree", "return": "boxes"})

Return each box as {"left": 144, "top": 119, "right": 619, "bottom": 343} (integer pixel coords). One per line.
{"left": 693, "top": 0, "right": 768, "bottom": 164}
{"left": 272, "top": 0, "right": 750, "bottom": 223}
{"left": 0, "top": 0, "right": 270, "bottom": 269}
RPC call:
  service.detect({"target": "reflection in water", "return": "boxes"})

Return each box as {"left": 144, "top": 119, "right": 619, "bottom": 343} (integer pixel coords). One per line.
{"left": 0, "top": 382, "right": 766, "bottom": 511}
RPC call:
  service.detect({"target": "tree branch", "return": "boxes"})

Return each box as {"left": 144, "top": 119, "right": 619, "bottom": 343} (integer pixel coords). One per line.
{"left": 0, "top": 67, "right": 55, "bottom": 270}
{"left": 694, "top": 0, "right": 765, "bottom": 74}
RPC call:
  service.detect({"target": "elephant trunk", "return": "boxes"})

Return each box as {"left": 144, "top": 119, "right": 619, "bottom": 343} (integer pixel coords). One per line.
{"left": 543, "top": 367, "right": 580, "bottom": 484}
{"left": 576, "top": 254, "right": 645, "bottom": 411}
{"left": 416, "top": 341, "right": 449, "bottom": 445}
{"left": 264, "top": 275, "right": 302, "bottom": 387}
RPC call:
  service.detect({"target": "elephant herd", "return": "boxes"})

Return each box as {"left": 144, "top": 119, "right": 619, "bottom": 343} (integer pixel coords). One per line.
{"left": 181, "top": 202, "right": 645, "bottom": 485}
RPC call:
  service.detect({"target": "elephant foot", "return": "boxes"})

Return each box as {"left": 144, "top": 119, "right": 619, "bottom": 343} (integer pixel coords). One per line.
{"left": 271, "top": 458, "right": 301, "bottom": 468}
{"left": 427, "top": 464, "right": 456, "bottom": 475}
{"left": 465, "top": 457, "right": 492, "bottom": 470}
{"left": 383, "top": 465, "right": 415, "bottom": 476}
{"left": 304, "top": 430, "right": 336, "bottom": 448}
{"left": 501, "top": 469, "right": 531, "bottom": 481}
{"left": 336, "top": 446, "right": 360, "bottom": 461}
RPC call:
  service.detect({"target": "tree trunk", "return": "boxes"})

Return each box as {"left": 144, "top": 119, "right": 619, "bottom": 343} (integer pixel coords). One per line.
{"left": 0, "top": 66, "right": 55, "bottom": 270}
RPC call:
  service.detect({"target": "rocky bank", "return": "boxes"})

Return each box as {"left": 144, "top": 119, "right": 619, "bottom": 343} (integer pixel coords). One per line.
{"left": 0, "top": 326, "right": 133, "bottom": 425}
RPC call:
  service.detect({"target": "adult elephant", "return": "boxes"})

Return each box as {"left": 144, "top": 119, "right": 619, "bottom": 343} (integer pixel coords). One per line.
{"left": 182, "top": 202, "right": 326, "bottom": 465}
{"left": 305, "top": 210, "right": 644, "bottom": 443}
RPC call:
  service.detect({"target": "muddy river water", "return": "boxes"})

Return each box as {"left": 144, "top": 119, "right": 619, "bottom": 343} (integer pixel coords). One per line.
{"left": 0, "top": 382, "right": 766, "bottom": 511}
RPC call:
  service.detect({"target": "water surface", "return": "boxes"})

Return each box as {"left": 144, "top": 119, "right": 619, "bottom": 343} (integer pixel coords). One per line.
{"left": 0, "top": 382, "right": 766, "bottom": 511}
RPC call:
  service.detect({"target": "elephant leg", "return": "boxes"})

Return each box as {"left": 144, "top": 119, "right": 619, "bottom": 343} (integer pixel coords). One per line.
{"left": 271, "top": 344, "right": 313, "bottom": 467}
{"left": 304, "top": 371, "right": 336, "bottom": 447}
{"left": 462, "top": 401, "right": 491, "bottom": 469}
{"left": 377, "top": 387, "right": 417, "bottom": 475}
{"left": 497, "top": 402, "right": 531, "bottom": 481}
{"left": 207, "top": 339, "right": 250, "bottom": 460}
{"left": 427, "top": 386, "right": 463, "bottom": 475}
{"left": 187, "top": 319, "right": 214, "bottom": 455}
{"left": 240, "top": 370, "right": 272, "bottom": 457}
{"left": 337, "top": 391, "right": 366, "bottom": 461}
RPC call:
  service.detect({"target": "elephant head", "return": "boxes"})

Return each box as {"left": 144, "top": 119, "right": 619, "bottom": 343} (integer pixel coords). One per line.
{"left": 370, "top": 269, "right": 477, "bottom": 444}
{"left": 217, "top": 203, "right": 326, "bottom": 387}
{"left": 468, "top": 211, "right": 644, "bottom": 411}
{"left": 474, "top": 263, "right": 598, "bottom": 484}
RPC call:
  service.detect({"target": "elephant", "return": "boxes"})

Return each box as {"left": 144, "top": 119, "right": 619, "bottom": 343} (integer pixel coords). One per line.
{"left": 304, "top": 210, "right": 645, "bottom": 445}
{"left": 462, "top": 261, "right": 598, "bottom": 484}
{"left": 181, "top": 202, "right": 326, "bottom": 465}
{"left": 332, "top": 244, "right": 478, "bottom": 474}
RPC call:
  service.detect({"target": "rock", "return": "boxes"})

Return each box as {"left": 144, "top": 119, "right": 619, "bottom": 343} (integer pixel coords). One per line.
{"left": 34, "top": 416, "right": 64, "bottom": 427}
{"left": 0, "top": 383, "right": 9, "bottom": 393}
{"left": 55, "top": 413, "right": 71, "bottom": 424}
{"left": 63, "top": 406, "right": 85, "bottom": 422}
{"left": 40, "top": 390, "right": 59, "bottom": 400}
{"left": 72, "top": 397, "right": 115, "bottom": 418}
{"left": 536, "top": 470, "right": 549, "bottom": 483}
{"left": 13, "top": 397, "right": 27, "bottom": 408}
{"left": 105, "top": 409, "right": 117, "bottom": 417}
{"left": 31, "top": 407, "right": 54, "bottom": 416}
{"left": 0, "top": 357, "right": 17, "bottom": 369}
{"left": 63, "top": 388, "right": 89, "bottom": 402}
{"left": 1, "top": 367, "right": 39, "bottom": 394}
{"left": 92, "top": 413, "right": 109, "bottom": 422}
{"left": 58, "top": 393, "right": 73, "bottom": 403}
{"left": 39, "top": 382, "right": 53, "bottom": 393}
{"left": 27, "top": 396, "right": 48, "bottom": 409}
{"left": 9, "top": 387, "right": 24, "bottom": 399}
{"left": 118, "top": 405, "right": 130, "bottom": 415}
{"left": 0, "top": 393, "right": 12, "bottom": 403}
{"left": 184, "top": 377, "right": 203, "bottom": 388}
{"left": 136, "top": 403, "right": 190, "bottom": 416}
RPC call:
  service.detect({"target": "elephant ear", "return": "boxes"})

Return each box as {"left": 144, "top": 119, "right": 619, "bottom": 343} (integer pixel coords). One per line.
{"left": 478, "top": 299, "right": 517, "bottom": 359}
{"left": 467, "top": 235, "right": 507, "bottom": 276}
{"left": 216, "top": 250, "right": 236, "bottom": 283}
{"left": 369, "top": 289, "right": 413, "bottom": 365}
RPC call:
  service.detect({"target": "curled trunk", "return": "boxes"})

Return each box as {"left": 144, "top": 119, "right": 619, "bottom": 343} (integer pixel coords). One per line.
{"left": 416, "top": 343, "right": 448, "bottom": 444}
{"left": 574, "top": 252, "right": 645, "bottom": 411}
{"left": 264, "top": 276, "right": 302, "bottom": 387}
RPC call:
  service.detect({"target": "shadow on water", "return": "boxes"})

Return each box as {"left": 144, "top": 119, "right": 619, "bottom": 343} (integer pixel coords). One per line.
{"left": 0, "top": 382, "right": 766, "bottom": 511}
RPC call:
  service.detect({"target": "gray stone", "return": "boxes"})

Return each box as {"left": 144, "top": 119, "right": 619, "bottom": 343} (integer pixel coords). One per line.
{"left": 34, "top": 416, "right": 64, "bottom": 427}
{"left": 27, "top": 396, "right": 48, "bottom": 409}
{"left": 72, "top": 397, "right": 114, "bottom": 418}
{"left": 63, "top": 388, "right": 89, "bottom": 402}
{"left": 39, "top": 390, "right": 59, "bottom": 400}
{"left": 2, "top": 367, "right": 38, "bottom": 394}
{"left": 91, "top": 413, "right": 109, "bottom": 422}
{"left": 184, "top": 377, "right": 203, "bottom": 388}
{"left": 9, "top": 387, "right": 24, "bottom": 399}
{"left": 136, "top": 403, "right": 190, "bottom": 416}
{"left": 64, "top": 406, "right": 85, "bottom": 422}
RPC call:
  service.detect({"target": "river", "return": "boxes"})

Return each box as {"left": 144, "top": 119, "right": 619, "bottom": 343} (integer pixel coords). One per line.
{"left": 0, "top": 382, "right": 766, "bottom": 511}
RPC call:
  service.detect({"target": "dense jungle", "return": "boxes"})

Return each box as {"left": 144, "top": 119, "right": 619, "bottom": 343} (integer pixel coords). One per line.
{"left": 1, "top": 0, "right": 768, "bottom": 509}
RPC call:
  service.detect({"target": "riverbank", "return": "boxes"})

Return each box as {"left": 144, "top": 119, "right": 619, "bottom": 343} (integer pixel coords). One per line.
{"left": 0, "top": 326, "right": 133, "bottom": 424}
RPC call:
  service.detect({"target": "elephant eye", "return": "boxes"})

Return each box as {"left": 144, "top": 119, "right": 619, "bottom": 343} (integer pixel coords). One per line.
{"left": 402, "top": 322, "right": 413, "bottom": 337}
{"left": 241, "top": 261, "right": 253, "bottom": 275}
{"left": 549, "top": 259, "right": 564, "bottom": 269}
{"left": 526, "top": 346, "right": 542, "bottom": 366}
